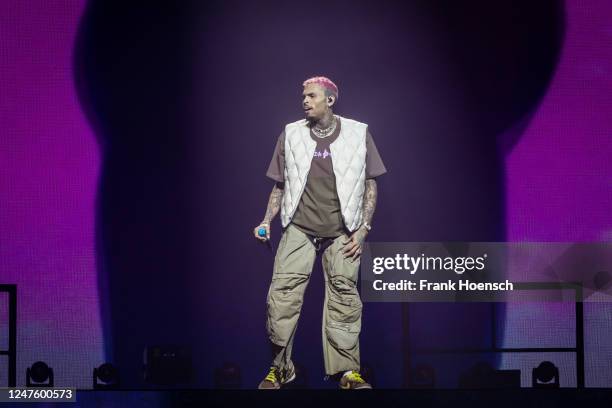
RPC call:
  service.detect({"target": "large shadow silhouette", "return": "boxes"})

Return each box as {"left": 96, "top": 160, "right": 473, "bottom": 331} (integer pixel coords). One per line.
{"left": 74, "top": 2, "right": 198, "bottom": 387}
{"left": 75, "top": 0, "right": 563, "bottom": 387}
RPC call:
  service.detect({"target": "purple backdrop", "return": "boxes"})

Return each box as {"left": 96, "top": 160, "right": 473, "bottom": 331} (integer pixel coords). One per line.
{"left": 0, "top": 0, "right": 103, "bottom": 388}
{"left": 503, "top": 0, "right": 612, "bottom": 387}
{"left": 0, "top": 0, "right": 610, "bottom": 389}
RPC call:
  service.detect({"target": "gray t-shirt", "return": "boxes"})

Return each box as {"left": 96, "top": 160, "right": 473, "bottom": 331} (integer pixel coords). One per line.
{"left": 266, "top": 118, "right": 387, "bottom": 237}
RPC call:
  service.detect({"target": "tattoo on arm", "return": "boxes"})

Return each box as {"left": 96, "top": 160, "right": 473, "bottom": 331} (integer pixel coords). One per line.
{"left": 263, "top": 182, "right": 284, "bottom": 223}
{"left": 362, "top": 179, "right": 378, "bottom": 225}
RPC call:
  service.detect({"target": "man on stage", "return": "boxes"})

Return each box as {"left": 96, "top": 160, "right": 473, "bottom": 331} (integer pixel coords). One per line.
{"left": 253, "top": 76, "right": 386, "bottom": 390}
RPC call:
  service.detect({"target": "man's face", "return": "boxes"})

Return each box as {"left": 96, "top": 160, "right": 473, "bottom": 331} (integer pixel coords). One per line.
{"left": 302, "top": 83, "right": 332, "bottom": 121}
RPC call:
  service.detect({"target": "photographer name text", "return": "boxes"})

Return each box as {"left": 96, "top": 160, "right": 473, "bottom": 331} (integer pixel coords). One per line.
{"left": 372, "top": 279, "right": 514, "bottom": 291}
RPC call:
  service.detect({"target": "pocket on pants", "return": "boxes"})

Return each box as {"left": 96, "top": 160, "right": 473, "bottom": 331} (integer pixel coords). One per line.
{"left": 326, "top": 291, "right": 362, "bottom": 349}
{"left": 267, "top": 290, "right": 295, "bottom": 346}
{"left": 327, "top": 292, "right": 362, "bottom": 324}
{"left": 266, "top": 274, "right": 306, "bottom": 346}
{"left": 325, "top": 320, "right": 361, "bottom": 349}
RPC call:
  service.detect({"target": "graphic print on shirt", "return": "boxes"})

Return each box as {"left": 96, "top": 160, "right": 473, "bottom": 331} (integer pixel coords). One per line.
{"left": 313, "top": 148, "right": 331, "bottom": 159}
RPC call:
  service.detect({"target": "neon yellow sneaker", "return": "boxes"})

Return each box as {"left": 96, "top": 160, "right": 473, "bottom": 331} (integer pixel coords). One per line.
{"left": 257, "top": 366, "right": 296, "bottom": 390}
{"left": 339, "top": 371, "right": 372, "bottom": 390}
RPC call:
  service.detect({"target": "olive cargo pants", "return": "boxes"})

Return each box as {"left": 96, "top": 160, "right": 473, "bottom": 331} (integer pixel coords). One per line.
{"left": 266, "top": 224, "right": 362, "bottom": 376}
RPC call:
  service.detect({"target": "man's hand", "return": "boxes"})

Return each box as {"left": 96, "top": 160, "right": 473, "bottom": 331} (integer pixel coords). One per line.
{"left": 343, "top": 178, "right": 377, "bottom": 260}
{"left": 253, "top": 222, "right": 270, "bottom": 242}
{"left": 254, "top": 183, "right": 283, "bottom": 243}
{"left": 342, "top": 226, "right": 368, "bottom": 260}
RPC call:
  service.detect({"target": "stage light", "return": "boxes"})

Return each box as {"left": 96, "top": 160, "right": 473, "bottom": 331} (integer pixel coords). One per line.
{"left": 412, "top": 363, "right": 435, "bottom": 388}
{"left": 93, "top": 363, "right": 120, "bottom": 389}
{"left": 532, "top": 361, "right": 559, "bottom": 388}
{"left": 26, "top": 361, "right": 53, "bottom": 387}
{"left": 144, "top": 345, "right": 193, "bottom": 386}
{"left": 593, "top": 270, "right": 611, "bottom": 290}
{"left": 213, "top": 362, "right": 242, "bottom": 389}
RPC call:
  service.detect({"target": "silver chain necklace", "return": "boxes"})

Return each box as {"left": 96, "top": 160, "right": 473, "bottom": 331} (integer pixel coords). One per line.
{"left": 311, "top": 116, "right": 337, "bottom": 138}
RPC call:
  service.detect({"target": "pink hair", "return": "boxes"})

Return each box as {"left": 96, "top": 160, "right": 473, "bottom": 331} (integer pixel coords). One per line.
{"left": 302, "top": 76, "right": 339, "bottom": 99}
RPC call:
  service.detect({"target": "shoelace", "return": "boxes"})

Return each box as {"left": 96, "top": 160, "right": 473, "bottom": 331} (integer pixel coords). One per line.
{"left": 265, "top": 367, "right": 278, "bottom": 383}
{"left": 347, "top": 372, "right": 365, "bottom": 383}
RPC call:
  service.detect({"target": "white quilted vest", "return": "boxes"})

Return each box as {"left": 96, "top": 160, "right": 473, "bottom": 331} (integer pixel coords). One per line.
{"left": 280, "top": 115, "right": 367, "bottom": 232}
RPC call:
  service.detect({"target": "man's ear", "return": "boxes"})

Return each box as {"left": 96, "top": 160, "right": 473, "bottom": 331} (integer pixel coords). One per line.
{"left": 327, "top": 95, "right": 336, "bottom": 107}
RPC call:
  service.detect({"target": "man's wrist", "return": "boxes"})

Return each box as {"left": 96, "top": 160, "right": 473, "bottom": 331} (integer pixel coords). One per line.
{"left": 362, "top": 222, "right": 372, "bottom": 232}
